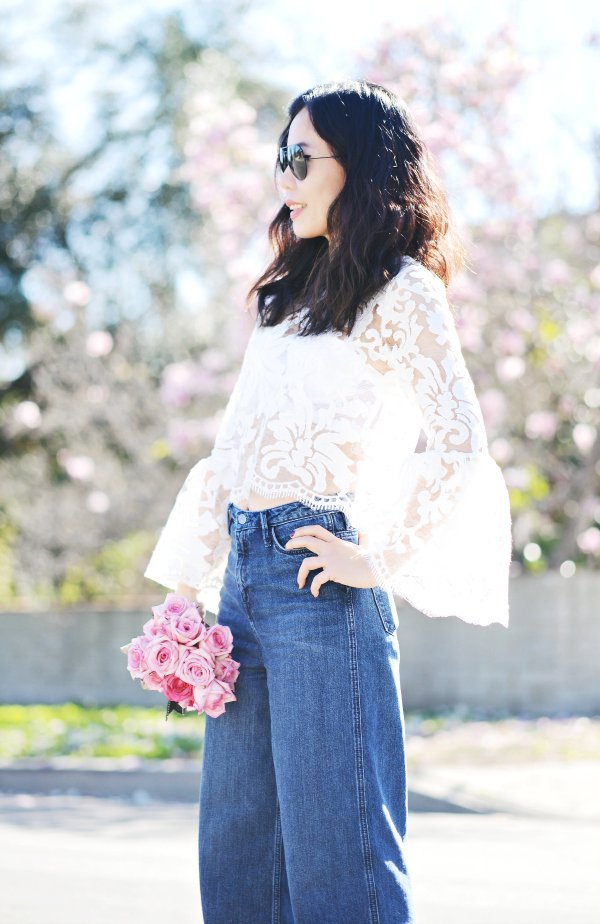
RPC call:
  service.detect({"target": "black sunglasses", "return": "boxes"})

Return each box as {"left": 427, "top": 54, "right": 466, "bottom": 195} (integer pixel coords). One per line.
{"left": 277, "top": 143, "right": 340, "bottom": 181}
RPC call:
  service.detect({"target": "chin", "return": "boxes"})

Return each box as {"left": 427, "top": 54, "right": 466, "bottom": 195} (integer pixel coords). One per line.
{"left": 293, "top": 224, "right": 327, "bottom": 240}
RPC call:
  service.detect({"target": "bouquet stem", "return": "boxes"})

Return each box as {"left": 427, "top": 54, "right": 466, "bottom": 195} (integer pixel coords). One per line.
{"left": 166, "top": 700, "right": 186, "bottom": 720}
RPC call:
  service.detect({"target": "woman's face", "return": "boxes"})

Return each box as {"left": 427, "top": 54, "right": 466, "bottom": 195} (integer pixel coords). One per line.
{"left": 276, "top": 106, "right": 346, "bottom": 242}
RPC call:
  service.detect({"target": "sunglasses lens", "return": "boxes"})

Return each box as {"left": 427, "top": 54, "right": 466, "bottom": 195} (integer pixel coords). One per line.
{"left": 290, "top": 146, "right": 307, "bottom": 180}
{"left": 278, "top": 145, "right": 307, "bottom": 180}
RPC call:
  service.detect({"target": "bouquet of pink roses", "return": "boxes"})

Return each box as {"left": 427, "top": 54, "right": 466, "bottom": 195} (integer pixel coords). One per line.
{"left": 120, "top": 592, "right": 239, "bottom": 720}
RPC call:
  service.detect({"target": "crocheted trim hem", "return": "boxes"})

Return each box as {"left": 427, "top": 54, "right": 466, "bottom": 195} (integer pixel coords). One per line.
{"left": 230, "top": 475, "right": 356, "bottom": 515}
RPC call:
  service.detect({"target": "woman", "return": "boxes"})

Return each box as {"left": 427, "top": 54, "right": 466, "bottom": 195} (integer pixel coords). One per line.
{"left": 144, "top": 80, "right": 512, "bottom": 924}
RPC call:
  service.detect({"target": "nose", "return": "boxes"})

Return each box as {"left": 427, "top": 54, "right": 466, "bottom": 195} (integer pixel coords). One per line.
{"left": 276, "top": 164, "right": 298, "bottom": 192}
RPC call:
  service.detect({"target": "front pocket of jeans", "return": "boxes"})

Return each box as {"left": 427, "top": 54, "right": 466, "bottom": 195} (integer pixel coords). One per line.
{"left": 271, "top": 520, "right": 358, "bottom": 555}
{"left": 271, "top": 518, "right": 327, "bottom": 555}
{"left": 371, "top": 585, "right": 398, "bottom": 635}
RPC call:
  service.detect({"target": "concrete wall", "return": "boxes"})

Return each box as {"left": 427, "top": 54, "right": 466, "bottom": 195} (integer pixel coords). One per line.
{"left": 1, "top": 571, "right": 599, "bottom": 715}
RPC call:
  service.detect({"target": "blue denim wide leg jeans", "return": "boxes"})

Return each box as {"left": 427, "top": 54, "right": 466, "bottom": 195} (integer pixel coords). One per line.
{"left": 198, "top": 499, "right": 416, "bottom": 923}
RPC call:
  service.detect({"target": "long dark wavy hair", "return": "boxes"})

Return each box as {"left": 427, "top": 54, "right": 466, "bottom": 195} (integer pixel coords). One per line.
{"left": 246, "top": 79, "right": 467, "bottom": 336}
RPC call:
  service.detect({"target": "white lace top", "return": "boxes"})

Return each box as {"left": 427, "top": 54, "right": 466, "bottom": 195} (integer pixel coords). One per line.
{"left": 144, "top": 255, "right": 512, "bottom": 627}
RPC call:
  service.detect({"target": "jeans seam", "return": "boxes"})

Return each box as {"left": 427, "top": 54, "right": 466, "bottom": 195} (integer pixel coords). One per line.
{"left": 235, "top": 532, "right": 268, "bottom": 664}
{"left": 260, "top": 510, "right": 272, "bottom": 548}
{"left": 272, "top": 797, "right": 283, "bottom": 924}
{"left": 345, "top": 587, "right": 381, "bottom": 923}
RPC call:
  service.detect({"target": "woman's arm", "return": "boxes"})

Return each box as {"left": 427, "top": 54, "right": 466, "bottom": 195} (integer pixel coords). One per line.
{"left": 357, "top": 262, "right": 512, "bottom": 626}
{"left": 144, "top": 347, "right": 253, "bottom": 598}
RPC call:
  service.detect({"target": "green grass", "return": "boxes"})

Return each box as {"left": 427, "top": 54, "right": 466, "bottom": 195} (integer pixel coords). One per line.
{"left": 404, "top": 710, "right": 600, "bottom": 764}
{"left": 0, "top": 703, "right": 205, "bottom": 760}
{"left": 1, "top": 703, "right": 599, "bottom": 763}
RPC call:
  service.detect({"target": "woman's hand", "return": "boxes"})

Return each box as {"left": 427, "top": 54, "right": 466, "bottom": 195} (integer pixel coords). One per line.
{"left": 175, "top": 582, "right": 198, "bottom": 604}
{"left": 284, "top": 524, "right": 379, "bottom": 597}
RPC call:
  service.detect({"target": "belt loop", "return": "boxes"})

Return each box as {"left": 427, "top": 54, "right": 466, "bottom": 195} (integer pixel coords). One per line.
{"left": 259, "top": 510, "right": 272, "bottom": 548}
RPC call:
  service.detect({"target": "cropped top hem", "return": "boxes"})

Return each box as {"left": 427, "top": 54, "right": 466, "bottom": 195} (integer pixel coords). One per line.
{"left": 230, "top": 475, "right": 356, "bottom": 513}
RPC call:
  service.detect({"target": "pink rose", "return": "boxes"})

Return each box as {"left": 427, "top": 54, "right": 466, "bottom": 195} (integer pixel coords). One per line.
{"left": 194, "top": 638, "right": 216, "bottom": 660}
{"left": 144, "top": 638, "right": 180, "bottom": 678}
{"left": 142, "top": 617, "right": 172, "bottom": 640}
{"left": 162, "top": 675, "right": 195, "bottom": 706}
{"left": 193, "top": 679, "right": 237, "bottom": 718}
{"left": 163, "top": 592, "right": 195, "bottom": 617}
{"left": 203, "top": 624, "right": 234, "bottom": 656}
{"left": 214, "top": 655, "right": 240, "bottom": 685}
{"left": 177, "top": 648, "right": 215, "bottom": 686}
{"left": 140, "top": 670, "right": 164, "bottom": 692}
{"left": 127, "top": 638, "right": 149, "bottom": 678}
{"left": 170, "top": 606, "right": 207, "bottom": 646}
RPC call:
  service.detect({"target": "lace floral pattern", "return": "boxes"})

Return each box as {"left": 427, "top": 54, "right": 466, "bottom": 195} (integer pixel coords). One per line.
{"left": 144, "top": 256, "right": 512, "bottom": 627}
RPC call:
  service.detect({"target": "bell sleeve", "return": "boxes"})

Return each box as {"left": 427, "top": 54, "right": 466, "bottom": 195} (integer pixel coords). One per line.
{"left": 143, "top": 361, "right": 247, "bottom": 609}
{"left": 359, "top": 264, "right": 513, "bottom": 628}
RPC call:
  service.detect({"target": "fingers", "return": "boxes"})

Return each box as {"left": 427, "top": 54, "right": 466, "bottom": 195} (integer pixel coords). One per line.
{"left": 297, "top": 564, "right": 331, "bottom": 597}
{"left": 293, "top": 524, "right": 333, "bottom": 538}
{"left": 284, "top": 526, "right": 338, "bottom": 597}
{"left": 308, "top": 570, "right": 331, "bottom": 597}
{"left": 285, "top": 524, "right": 334, "bottom": 548}
{"left": 296, "top": 555, "right": 325, "bottom": 589}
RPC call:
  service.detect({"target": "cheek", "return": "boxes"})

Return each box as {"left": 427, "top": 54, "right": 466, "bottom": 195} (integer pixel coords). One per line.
{"left": 317, "top": 175, "right": 343, "bottom": 212}
{"left": 325, "top": 168, "right": 345, "bottom": 207}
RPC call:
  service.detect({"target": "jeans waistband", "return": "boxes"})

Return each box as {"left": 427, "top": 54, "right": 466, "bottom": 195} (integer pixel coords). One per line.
{"left": 226, "top": 496, "right": 354, "bottom": 537}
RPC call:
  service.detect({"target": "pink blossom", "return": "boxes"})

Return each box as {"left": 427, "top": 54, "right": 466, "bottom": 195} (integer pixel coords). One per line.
{"left": 142, "top": 617, "right": 171, "bottom": 640}
{"left": 573, "top": 424, "right": 596, "bottom": 455}
{"left": 544, "top": 259, "right": 570, "bottom": 286}
{"left": 478, "top": 389, "right": 507, "bottom": 429}
{"left": 160, "top": 361, "right": 213, "bottom": 408}
{"left": 496, "top": 356, "right": 526, "bottom": 382}
{"left": 577, "top": 528, "right": 600, "bottom": 555}
{"left": 86, "top": 330, "right": 113, "bottom": 357}
{"left": 140, "top": 670, "right": 164, "bottom": 692}
{"left": 177, "top": 648, "right": 215, "bottom": 686}
{"left": 214, "top": 655, "right": 240, "bottom": 685}
{"left": 144, "top": 638, "right": 180, "bottom": 678}
{"left": 170, "top": 606, "right": 207, "bottom": 645}
{"left": 163, "top": 593, "right": 194, "bottom": 617}
{"left": 194, "top": 638, "right": 217, "bottom": 660}
{"left": 489, "top": 438, "right": 513, "bottom": 464}
{"left": 193, "top": 679, "right": 237, "bottom": 718}
{"left": 162, "top": 675, "right": 196, "bottom": 706}
{"left": 166, "top": 419, "right": 208, "bottom": 457}
{"left": 496, "top": 330, "right": 526, "bottom": 355}
{"left": 203, "top": 623, "right": 234, "bottom": 656}
{"left": 525, "top": 411, "right": 558, "bottom": 441}
{"left": 126, "top": 638, "right": 148, "bottom": 679}
{"left": 151, "top": 604, "right": 169, "bottom": 621}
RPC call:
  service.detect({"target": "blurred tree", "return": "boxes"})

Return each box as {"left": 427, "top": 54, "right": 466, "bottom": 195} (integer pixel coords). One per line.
{"left": 0, "top": 1, "right": 287, "bottom": 605}
{"left": 360, "top": 19, "right": 600, "bottom": 576}
{"left": 1, "top": 8, "right": 599, "bottom": 606}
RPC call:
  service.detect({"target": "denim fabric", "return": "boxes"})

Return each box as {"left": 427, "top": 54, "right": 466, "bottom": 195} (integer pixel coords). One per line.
{"left": 198, "top": 499, "right": 416, "bottom": 923}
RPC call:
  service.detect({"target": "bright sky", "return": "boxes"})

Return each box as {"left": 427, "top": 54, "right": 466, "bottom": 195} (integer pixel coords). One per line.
{"left": 239, "top": 0, "right": 600, "bottom": 215}
{"left": 5, "top": 0, "right": 599, "bottom": 214}
{"left": 1, "top": 0, "right": 598, "bottom": 384}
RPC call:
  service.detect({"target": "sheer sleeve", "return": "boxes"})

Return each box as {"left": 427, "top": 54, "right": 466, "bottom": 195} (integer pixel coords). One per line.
{"left": 359, "top": 264, "right": 512, "bottom": 628}
{"left": 143, "top": 362, "right": 247, "bottom": 607}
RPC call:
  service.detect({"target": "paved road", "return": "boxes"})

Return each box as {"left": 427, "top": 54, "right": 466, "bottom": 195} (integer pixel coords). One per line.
{"left": 1, "top": 791, "right": 598, "bottom": 924}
